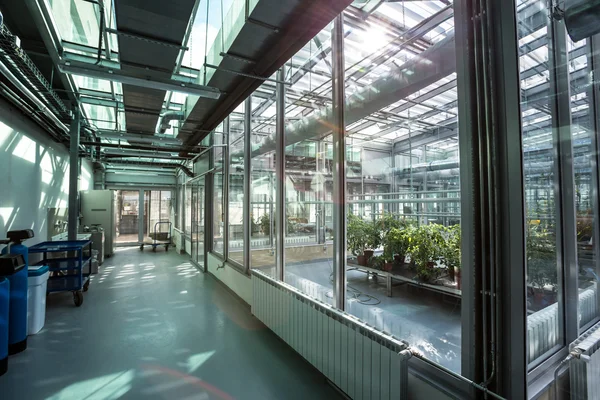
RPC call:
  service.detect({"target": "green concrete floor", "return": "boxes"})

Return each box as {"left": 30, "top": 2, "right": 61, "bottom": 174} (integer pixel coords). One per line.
{"left": 0, "top": 247, "right": 341, "bottom": 400}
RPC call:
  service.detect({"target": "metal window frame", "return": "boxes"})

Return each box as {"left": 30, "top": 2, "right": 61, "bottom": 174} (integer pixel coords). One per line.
{"left": 332, "top": 14, "right": 347, "bottom": 311}
{"left": 275, "top": 67, "right": 286, "bottom": 281}
{"left": 587, "top": 34, "right": 600, "bottom": 332}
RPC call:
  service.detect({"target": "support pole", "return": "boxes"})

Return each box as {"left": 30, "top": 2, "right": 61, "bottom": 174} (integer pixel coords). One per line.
{"left": 243, "top": 98, "right": 252, "bottom": 272}
{"left": 332, "top": 14, "right": 347, "bottom": 310}
{"left": 138, "top": 190, "right": 144, "bottom": 244}
{"left": 275, "top": 67, "right": 286, "bottom": 281}
{"left": 68, "top": 108, "right": 80, "bottom": 241}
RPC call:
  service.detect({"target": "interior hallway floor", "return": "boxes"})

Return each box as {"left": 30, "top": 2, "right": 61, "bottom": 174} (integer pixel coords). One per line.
{"left": 0, "top": 248, "right": 341, "bottom": 400}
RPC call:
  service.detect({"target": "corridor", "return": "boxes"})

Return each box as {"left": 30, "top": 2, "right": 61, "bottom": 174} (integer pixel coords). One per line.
{"left": 0, "top": 248, "right": 341, "bottom": 400}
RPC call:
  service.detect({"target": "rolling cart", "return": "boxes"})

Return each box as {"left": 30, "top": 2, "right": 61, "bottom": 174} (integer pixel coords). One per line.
{"left": 140, "top": 221, "right": 172, "bottom": 252}
{"left": 28, "top": 240, "right": 92, "bottom": 307}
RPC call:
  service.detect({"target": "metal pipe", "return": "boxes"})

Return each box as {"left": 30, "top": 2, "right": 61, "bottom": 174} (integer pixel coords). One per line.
{"left": 410, "top": 350, "right": 507, "bottom": 400}
{"left": 96, "top": 130, "right": 183, "bottom": 144}
{"left": 0, "top": 60, "right": 69, "bottom": 135}
{"left": 158, "top": 111, "right": 185, "bottom": 134}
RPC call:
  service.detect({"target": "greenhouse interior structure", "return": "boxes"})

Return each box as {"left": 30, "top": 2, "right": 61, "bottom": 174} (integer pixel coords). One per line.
{"left": 1, "top": 0, "right": 600, "bottom": 398}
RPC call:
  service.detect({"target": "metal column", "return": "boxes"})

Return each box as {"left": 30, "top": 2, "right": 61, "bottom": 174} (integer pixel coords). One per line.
{"left": 549, "top": 12, "right": 579, "bottom": 346}
{"left": 243, "top": 98, "right": 252, "bottom": 272}
{"left": 455, "top": 0, "right": 528, "bottom": 397}
{"left": 275, "top": 67, "right": 286, "bottom": 281}
{"left": 68, "top": 108, "right": 80, "bottom": 241}
{"left": 332, "top": 14, "right": 347, "bottom": 310}
{"left": 223, "top": 117, "right": 230, "bottom": 261}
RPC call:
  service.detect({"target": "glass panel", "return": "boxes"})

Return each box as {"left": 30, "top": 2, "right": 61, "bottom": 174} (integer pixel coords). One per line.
{"left": 196, "top": 180, "right": 205, "bottom": 266}
{"left": 213, "top": 171, "right": 225, "bottom": 255}
{"left": 47, "top": 0, "right": 118, "bottom": 50}
{"left": 342, "top": 2, "right": 461, "bottom": 372}
{"left": 250, "top": 83, "right": 277, "bottom": 275}
{"left": 228, "top": 103, "right": 245, "bottom": 265}
{"left": 115, "top": 190, "right": 141, "bottom": 244}
{"left": 282, "top": 22, "right": 334, "bottom": 305}
{"left": 569, "top": 38, "right": 600, "bottom": 330}
{"left": 516, "top": 0, "right": 563, "bottom": 365}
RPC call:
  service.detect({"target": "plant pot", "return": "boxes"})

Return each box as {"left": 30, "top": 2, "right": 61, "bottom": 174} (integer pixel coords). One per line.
{"left": 357, "top": 255, "right": 368, "bottom": 266}
{"left": 384, "top": 262, "right": 393, "bottom": 272}
{"left": 448, "top": 265, "right": 456, "bottom": 281}
{"left": 394, "top": 255, "right": 405, "bottom": 265}
{"left": 456, "top": 269, "right": 461, "bottom": 290}
{"left": 364, "top": 249, "right": 375, "bottom": 259}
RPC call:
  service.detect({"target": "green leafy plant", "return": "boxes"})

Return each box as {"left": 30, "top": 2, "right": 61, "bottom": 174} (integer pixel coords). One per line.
{"left": 367, "top": 255, "right": 385, "bottom": 271}
{"left": 408, "top": 224, "right": 445, "bottom": 283}
{"left": 526, "top": 222, "right": 558, "bottom": 292}
{"left": 365, "top": 219, "right": 382, "bottom": 251}
{"left": 440, "top": 224, "right": 461, "bottom": 271}
{"left": 347, "top": 213, "right": 369, "bottom": 256}
{"left": 259, "top": 214, "right": 272, "bottom": 236}
{"left": 382, "top": 227, "right": 411, "bottom": 263}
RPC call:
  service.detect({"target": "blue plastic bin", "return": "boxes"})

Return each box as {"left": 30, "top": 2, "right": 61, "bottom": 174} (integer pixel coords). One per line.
{"left": 0, "top": 248, "right": 28, "bottom": 355}
{"left": 0, "top": 276, "right": 9, "bottom": 376}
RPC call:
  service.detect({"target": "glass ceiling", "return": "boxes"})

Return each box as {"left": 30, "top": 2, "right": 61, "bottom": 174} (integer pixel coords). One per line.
{"left": 41, "top": 0, "right": 573, "bottom": 163}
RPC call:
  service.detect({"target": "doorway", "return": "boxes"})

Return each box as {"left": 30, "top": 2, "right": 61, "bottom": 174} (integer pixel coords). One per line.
{"left": 114, "top": 189, "right": 172, "bottom": 246}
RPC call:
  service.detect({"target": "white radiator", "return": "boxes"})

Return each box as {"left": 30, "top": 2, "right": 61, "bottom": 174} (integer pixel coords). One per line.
{"left": 252, "top": 270, "right": 411, "bottom": 400}
{"left": 569, "top": 322, "right": 600, "bottom": 400}
{"left": 527, "top": 286, "right": 599, "bottom": 362}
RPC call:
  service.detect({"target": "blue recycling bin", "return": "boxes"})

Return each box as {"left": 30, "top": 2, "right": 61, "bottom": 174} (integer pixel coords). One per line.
{"left": 0, "top": 229, "right": 33, "bottom": 356}
{"left": 0, "top": 253, "right": 27, "bottom": 355}
{"left": 0, "top": 277, "right": 9, "bottom": 376}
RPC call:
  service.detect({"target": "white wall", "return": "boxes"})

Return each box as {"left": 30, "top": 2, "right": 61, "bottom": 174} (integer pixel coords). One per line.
{"left": 207, "top": 253, "right": 253, "bottom": 305}
{"left": 0, "top": 99, "right": 93, "bottom": 245}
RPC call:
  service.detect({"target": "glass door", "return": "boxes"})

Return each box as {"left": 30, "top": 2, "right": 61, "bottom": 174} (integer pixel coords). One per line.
{"left": 115, "top": 190, "right": 141, "bottom": 245}
{"left": 191, "top": 183, "right": 199, "bottom": 263}
{"left": 196, "top": 179, "right": 205, "bottom": 266}
{"left": 147, "top": 190, "right": 172, "bottom": 242}
{"left": 190, "top": 179, "right": 206, "bottom": 267}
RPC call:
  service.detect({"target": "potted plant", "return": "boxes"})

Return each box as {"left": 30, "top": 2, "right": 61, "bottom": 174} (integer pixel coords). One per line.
{"left": 408, "top": 224, "right": 445, "bottom": 283}
{"left": 259, "top": 214, "right": 271, "bottom": 236}
{"left": 347, "top": 213, "right": 369, "bottom": 265}
{"left": 364, "top": 219, "right": 382, "bottom": 260}
{"left": 383, "top": 227, "right": 411, "bottom": 267}
{"left": 368, "top": 255, "right": 385, "bottom": 271}
{"left": 440, "top": 224, "right": 461, "bottom": 288}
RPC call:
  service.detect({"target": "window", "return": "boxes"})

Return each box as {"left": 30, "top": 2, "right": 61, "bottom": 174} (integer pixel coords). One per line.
{"left": 282, "top": 22, "right": 335, "bottom": 305}
{"left": 250, "top": 84, "right": 277, "bottom": 274}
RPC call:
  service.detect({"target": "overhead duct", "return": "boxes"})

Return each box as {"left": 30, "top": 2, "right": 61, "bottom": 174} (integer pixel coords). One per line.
{"left": 562, "top": 0, "right": 600, "bottom": 42}
{"left": 158, "top": 111, "right": 185, "bottom": 134}
{"left": 104, "top": 159, "right": 194, "bottom": 178}
{"left": 250, "top": 34, "right": 456, "bottom": 158}
{"left": 97, "top": 130, "right": 182, "bottom": 145}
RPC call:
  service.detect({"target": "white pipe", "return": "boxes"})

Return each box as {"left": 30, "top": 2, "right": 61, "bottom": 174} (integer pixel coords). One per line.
{"left": 97, "top": 130, "right": 182, "bottom": 144}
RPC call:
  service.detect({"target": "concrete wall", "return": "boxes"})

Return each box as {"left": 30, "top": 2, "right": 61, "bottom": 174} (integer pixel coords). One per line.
{"left": 0, "top": 98, "right": 93, "bottom": 245}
